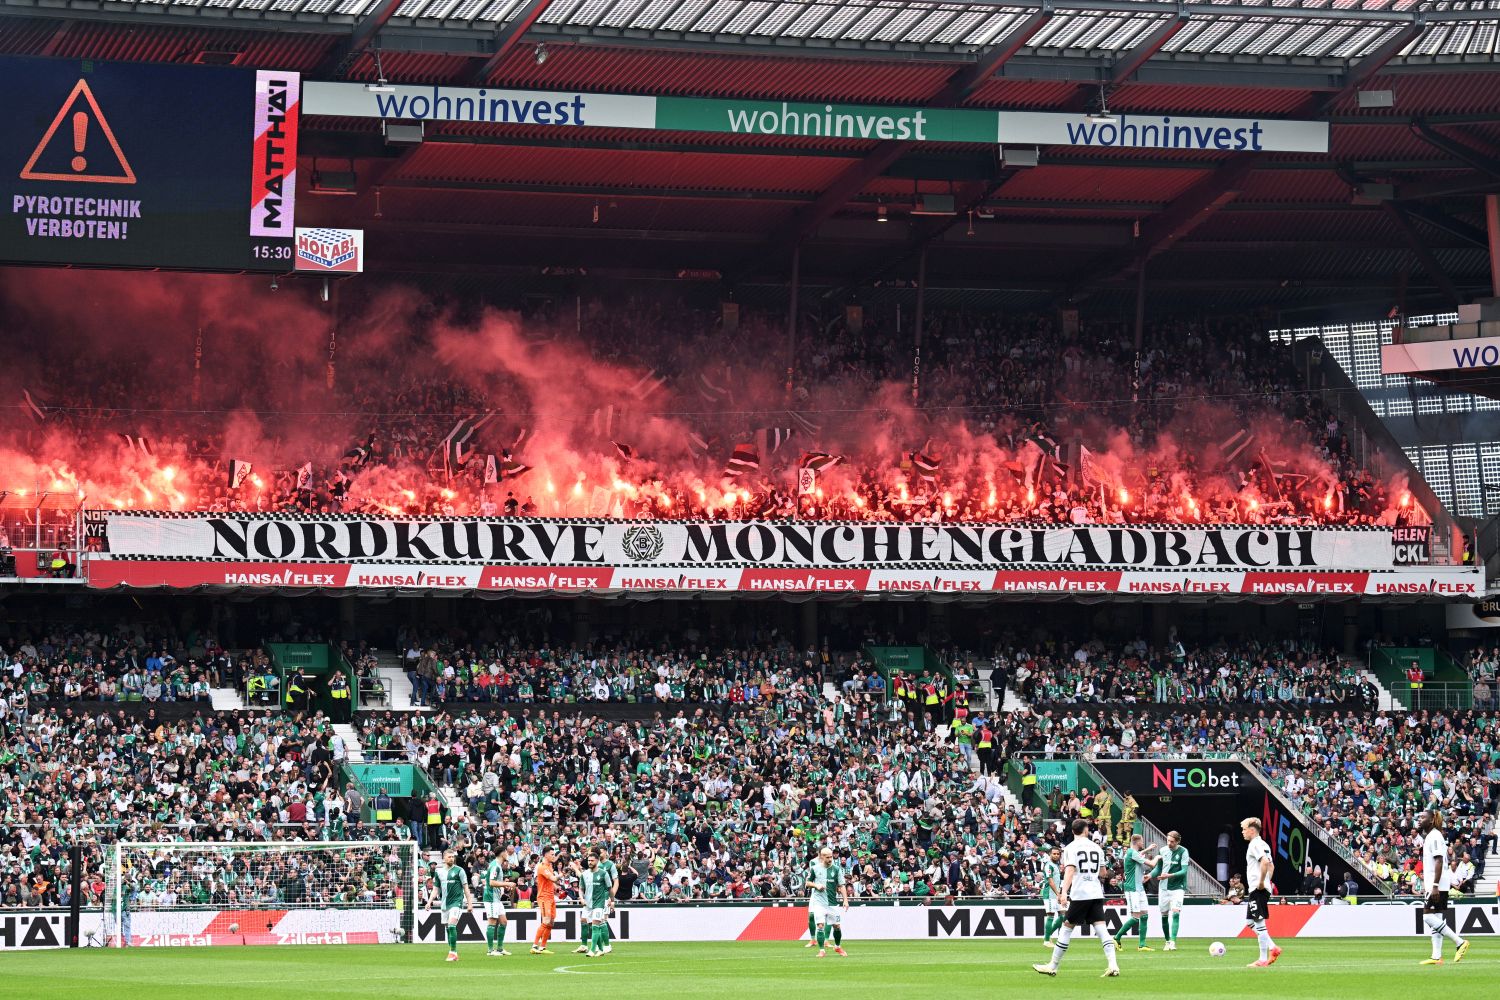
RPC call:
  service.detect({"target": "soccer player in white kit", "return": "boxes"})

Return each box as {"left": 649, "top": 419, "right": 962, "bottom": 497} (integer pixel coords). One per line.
{"left": 1034, "top": 818, "right": 1120, "bottom": 978}
{"left": 1419, "top": 809, "right": 1470, "bottom": 965}
{"left": 1241, "top": 817, "right": 1281, "bottom": 968}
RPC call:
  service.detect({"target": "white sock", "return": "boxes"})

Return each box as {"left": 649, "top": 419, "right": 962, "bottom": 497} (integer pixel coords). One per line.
{"left": 1050, "top": 924, "right": 1073, "bottom": 968}
{"left": 1254, "top": 922, "right": 1273, "bottom": 961}
{"left": 1424, "top": 914, "right": 1443, "bottom": 958}
{"left": 1101, "top": 932, "right": 1119, "bottom": 969}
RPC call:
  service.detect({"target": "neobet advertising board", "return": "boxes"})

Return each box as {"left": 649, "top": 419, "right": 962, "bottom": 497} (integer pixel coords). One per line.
{"left": 1092, "top": 760, "right": 1377, "bottom": 895}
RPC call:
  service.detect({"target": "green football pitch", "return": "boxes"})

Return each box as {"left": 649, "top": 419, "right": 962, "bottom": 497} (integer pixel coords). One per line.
{"left": 4, "top": 939, "right": 1492, "bottom": 1000}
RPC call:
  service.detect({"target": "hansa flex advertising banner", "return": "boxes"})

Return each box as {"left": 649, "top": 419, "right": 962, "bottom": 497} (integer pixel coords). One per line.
{"left": 82, "top": 513, "right": 1479, "bottom": 596}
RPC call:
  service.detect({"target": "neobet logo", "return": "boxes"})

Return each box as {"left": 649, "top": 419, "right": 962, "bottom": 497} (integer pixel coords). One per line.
{"left": 1150, "top": 764, "right": 1242, "bottom": 791}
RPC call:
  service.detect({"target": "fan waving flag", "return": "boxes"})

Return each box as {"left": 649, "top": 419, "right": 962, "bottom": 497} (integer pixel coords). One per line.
{"left": 228, "top": 460, "right": 253, "bottom": 489}
{"left": 118, "top": 433, "right": 154, "bottom": 457}
{"left": 21, "top": 389, "right": 47, "bottom": 422}
{"left": 295, "top": 462, "right": 313, "bottom": 491}
{"left": 909, "top": 449, "right": 942, "bottom": 482}
{"left": 799, "top": 452, "right": 842, "bottom": 472}
{"left": 629, "top": 370, "right": 666, "bottom": 402}
{"left": 724, "top": 443, "right": 760, "bottom": 478}
{"left": 439, "top": 412, "right": 494, "bottom": 478}
{"left": 695, "top": 371, "right": 731, "bottom": 404}
{"left": 755, "top": 427, "right": 795, "bottom": 455}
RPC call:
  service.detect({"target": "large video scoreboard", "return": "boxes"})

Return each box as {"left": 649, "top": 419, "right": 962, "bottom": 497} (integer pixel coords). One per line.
{"left": 0, "top": 57, "right": 298, "bottom": 272}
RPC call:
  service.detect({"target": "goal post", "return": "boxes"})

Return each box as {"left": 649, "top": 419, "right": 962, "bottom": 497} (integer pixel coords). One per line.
{"left": 105, "top": 841, "right": 419, "bottom": 947}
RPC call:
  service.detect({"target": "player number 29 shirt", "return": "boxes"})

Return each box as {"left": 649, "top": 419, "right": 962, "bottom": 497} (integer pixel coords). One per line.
{"left": 1246, "top": 837, "right": 1272, "bottom": 892}
{"left": 1062, "top": 840, "right": 1104, "bottom": 900}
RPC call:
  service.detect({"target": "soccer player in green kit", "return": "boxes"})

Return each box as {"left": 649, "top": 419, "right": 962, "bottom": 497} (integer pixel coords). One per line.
{"left": 1040, "top": 846, "right": 1063, "bottom": 947}
{"left": 808, "top": 846, "right": 849, "bottom": 958}
{"left": 1157, "top": 831, "right": 1190, "bottom": 951}
{"left": 591, "top": 846, "right": 619, "bottom": 956}
{"left": 1113, "top": 834, "right": 1158, "bottom": 952}
{"left": 440, "top": 850, "right": 473, "bottom": 962}
{"left": 570, "top": 854, "right": 595, "bottom": 955}
{"left": 483, "top": 846, "right": 516, "bottom": 957}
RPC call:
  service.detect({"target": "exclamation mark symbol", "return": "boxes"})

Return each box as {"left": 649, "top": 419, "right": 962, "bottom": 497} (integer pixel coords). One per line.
{"left": 71, "top": 111, "right": 88, "bottom": 173}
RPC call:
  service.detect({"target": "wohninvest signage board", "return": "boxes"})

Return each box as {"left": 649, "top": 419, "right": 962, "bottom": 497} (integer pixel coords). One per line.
{"left": 302, "top": 82, "right": 1329, "bottom": 154}
{"left": 82, "top": 513, "right": 1478, "bottom": 596}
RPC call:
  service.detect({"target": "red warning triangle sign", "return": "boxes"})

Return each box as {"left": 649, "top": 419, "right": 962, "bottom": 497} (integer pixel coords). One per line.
{"left": 20, "top": 79, "right": 136, "bottom": 185}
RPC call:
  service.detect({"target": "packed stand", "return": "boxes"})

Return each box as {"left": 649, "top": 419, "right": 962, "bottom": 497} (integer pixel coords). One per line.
{"left": 5, "top": 292, "right": 1422, "bottom": 532}
{"left": 394, "top": 630, "right": 837, "bottom": 707}
{"left": 0, "top": 707, "right": 355, "bottom": 908}
{"left": 1010, "top": 704, "right": 1498, "bottom": 895}
{"left": 0, "top": 627, "right": 232, "bottom": 709}
{"left": 999, "top": 635, "right": 1376, "bottom": 709}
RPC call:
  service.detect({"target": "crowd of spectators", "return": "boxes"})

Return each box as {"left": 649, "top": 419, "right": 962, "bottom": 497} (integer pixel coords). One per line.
{"left": 0, "top": 627, "right": 231, "bottom": 711}
{"left": 0, "top": 707, "right": 353, "bottom": 908}
{"left": 395, "top": 635, "right": 832, "bottom": 709}
{"left": 0, "top": 619, "right": 1493, "bottom": 909}
{"left": 6, "top": 295, "right": 1422, "bottom": 532}
{"left": 1010, "top": 704, "right": 1499, "bottom": 896}
{"left": 1000, "top": 635, "right": 1376, "bottom": 709}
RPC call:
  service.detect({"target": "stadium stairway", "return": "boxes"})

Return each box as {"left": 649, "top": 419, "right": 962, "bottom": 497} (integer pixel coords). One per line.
{"left": 372, "top": 651, "right": 427, "bottom": 712}
{"left": 332, "top": 722, "right": 366, "bottom": 763}
{"left": 209, "top": 686, "right": 245, "bottom": 711}
{"left": 1479, "top": 839, "right": 1500, "bottom": 896}
{"left": 975, "top": 663, "right": 1027, "bottom": 713}
{"left": 1358, "top": 664, "right": 1399, "bottom": 711}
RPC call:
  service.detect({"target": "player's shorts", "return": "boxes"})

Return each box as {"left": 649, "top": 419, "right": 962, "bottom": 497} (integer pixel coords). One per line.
{"left": 1423, "top": 890, "right": 1450, "bottom": 914}
{"left": 444, "top": 906, "right": 465, "bottom": 925}
{"left": 1244, "top": 888, "right": 1270, "bottom": 924}
{"left": 1043, "top": 897, "right": 1059, "bottom": 915}
{"left": 538, "top": 898, "right": 557, "bottom": 923}
{"left": 1125, "top": 891, "right": 1149, "bottom": 913}
{"left": 1159, "top": 889, "right": 1185, "bottom": 912}
{"left": 1065, "top": 898, "right": 1106, "bottom": 928}
{"left": 810, "top": 900, "right": 842, "bottom": 926}
{"left": 484, "top": 900, "right": 507, "bottom": 919}
{"left": 587, "top": 907, "right": 609, "bottom": 923}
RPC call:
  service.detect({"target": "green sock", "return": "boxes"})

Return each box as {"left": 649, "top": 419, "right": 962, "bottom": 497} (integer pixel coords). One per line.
{"left": 816, "top": 926, "right": 827, "bottom": 947}
{"left": 595, "top": 924, "right": 607, "bottom": 951}
{"left": 1161, "top": 913, "right": 1171, "bottom": 943}
{"left": 1171, "top": 913, "right": 1180, "bottom": 942}
{"left": 1115, "top": 917, "right": 1135, "bottom": 942}
{"left": 1042, "top": 916, "right": 1054, "bottom": 940}
{"left": 601, "top": 921, "right": 610, "bottom": 946}
{"left": 1137, "top": 919, "right": 1148, "bottom": 947}
{"left": 485, "top": 924, "right": 494, "bottom": 950}
{"left": 809, "top": 913, "right": 817, "bottom": 938}
{"left": 495, "top": 922, "right": 506, "bottom": 949}
{"left": 832, "top": 927, "right": 842, "bottom": 946}
{"left": 447, "top": 925, "right": 458, "bottom": 951}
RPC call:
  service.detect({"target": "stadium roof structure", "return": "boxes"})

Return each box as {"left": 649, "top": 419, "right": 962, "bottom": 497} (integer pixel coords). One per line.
{"left": 3, "top": 0, "right": 1500, "bottom": 316}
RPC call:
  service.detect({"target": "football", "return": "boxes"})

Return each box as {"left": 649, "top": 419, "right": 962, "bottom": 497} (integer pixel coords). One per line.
{"left": 228, "top": 923, "right": 240, "bottom": 934}
{"left": 1209, "top": 942, "right": 1227, "bottom": 957}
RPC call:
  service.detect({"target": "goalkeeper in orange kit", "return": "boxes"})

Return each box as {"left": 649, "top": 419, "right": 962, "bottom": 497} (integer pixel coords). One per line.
{"left": 530, "top": 847, "right": 559, "bottom": 954}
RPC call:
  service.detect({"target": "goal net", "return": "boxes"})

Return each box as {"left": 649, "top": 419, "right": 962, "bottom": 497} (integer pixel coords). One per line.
{"left": 104, "top": 841, "right": 419, "bottom": 947}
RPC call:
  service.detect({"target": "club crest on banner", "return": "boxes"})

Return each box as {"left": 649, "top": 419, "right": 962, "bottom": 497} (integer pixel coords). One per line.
{"left": 621, "top": 525, "right": 665, "bottom": 562}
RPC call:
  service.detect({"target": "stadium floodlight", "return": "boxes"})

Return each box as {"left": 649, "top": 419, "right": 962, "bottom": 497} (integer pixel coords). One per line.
{"left": 1002, "top": 147, "right": 1040, "bottom": 168}
{"left": 1087, "top": 82, "right": 1116, "bottom": 124}
{"left": 1357, "top": 89, "right": 1395, "bottom": 109}
{"left": 535, "top": 43, "right": 548, "bottom": 65}
{"left": 367, "top": 49, "right": 396, "bottom": 93}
